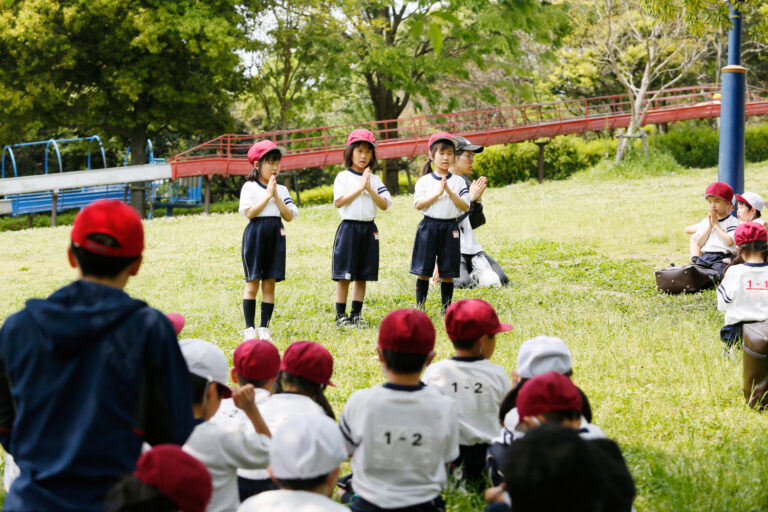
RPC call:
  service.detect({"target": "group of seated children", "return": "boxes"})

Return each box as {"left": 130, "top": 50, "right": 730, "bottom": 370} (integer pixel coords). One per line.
{"left": 122, "top": 299, "right": 633, "bottom": 512}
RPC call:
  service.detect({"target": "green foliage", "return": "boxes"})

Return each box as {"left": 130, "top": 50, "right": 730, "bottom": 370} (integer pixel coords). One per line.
{"left": 745, "top": 123, "right": 768, "bottom": 163}
{"left": 472, "top": 135, "right": 613, "bottom": 186}
{"left": 648, "top": 123, "right": 719, "bottom": 169}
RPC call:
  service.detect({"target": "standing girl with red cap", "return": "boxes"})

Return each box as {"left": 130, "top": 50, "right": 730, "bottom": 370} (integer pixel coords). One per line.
{"left": 239, "top": 140, "right": 299, "bottom": 341}
{"left": 411, "top": 133, "right": 470, "bottom": 310}
{"left": 332, "top": 129, "right": 392, "bottom": 327}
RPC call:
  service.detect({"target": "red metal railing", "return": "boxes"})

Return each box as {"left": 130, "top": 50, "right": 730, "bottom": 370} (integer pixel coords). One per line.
{"left": 169, "top": 84, "right": 768, "bottom": 178}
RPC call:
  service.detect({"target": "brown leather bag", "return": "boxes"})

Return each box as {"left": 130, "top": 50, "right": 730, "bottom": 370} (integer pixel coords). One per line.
{"left": 654, "top": 264, "right": 719, "bottom": 294}
{"left": 742, "top": 322, "right": 768, "bottom": 408}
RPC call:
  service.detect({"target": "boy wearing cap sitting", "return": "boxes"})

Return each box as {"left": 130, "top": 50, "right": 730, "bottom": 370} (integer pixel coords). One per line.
{"left": 422, "top": 299, "right": 512, "bottom": 482}
{"left": 340, "top": 309, "right": 459, "bottom": 512}
{"left": 211, "top": 339, "right": 281, "bottom": 501}
{"left": 180, "top": 339, "right": 272, "bottom": 512}
{"left": 692, "top": 182, "right": 739, "bottom": 275}
{"left": 238, "top": 414, "right": 349, "bottom": 511}
{"left": 0, "top": 199, "right": 194, "bottom": 511}
{"left": 485, "top": 373, "right": 634, "bottom": 512}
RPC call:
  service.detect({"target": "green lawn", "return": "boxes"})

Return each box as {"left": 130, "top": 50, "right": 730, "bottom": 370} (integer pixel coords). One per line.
{"left": 2, "top": 162, "right": 768, "bottom": 511}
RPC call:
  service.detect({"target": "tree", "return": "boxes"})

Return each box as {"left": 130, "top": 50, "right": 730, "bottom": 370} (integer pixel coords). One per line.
{"left": 0, "top": 0, "right": 245, "bottom": 212}
{"left": 589, "top": 0, "right": 707, "bottom": 161}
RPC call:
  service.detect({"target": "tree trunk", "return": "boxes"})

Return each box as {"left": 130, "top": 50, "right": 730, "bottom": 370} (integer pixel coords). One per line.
{"left": 366, "top": 72, "right": 408, "bottom": 194}
{"left": 129, "top": 129, "right": 148, "bottom": 217}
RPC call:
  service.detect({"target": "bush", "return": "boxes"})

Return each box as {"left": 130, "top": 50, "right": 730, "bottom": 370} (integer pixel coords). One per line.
{"left": 293, "top": 184, "right": 333, "bottom": 206}
{"left": 472, "top": 135, "right": 614, "bottom": 186}
{"left": 648, "top": 123, "right": 719, "bottom": 168}
{"left": 746, "top": 123, "right": 768, "bottom": 163}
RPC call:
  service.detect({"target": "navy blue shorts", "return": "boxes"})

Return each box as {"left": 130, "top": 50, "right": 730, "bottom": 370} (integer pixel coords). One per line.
{"left": 332, "top": 220, "right": 380, "bottom": 281}
{"left": 410, "top": 217, "right": 460, "bottom": 278}
{"left": 241, "top": 217, "right": 286, "bottom": 282}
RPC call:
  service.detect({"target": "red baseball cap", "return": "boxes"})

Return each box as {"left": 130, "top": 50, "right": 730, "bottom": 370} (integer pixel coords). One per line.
{"left": 247, "top": 140, "right": 287, "bottom": 165}
{"left": 703, "top": 182, "right": 734, "bottom": 203}
{"left": 134, "top": 444, "right": 212, "bottom": 512}
{"left": 281, "top": 341, "right": 334, "bottom": 386}
{"left": 427, "top": 132, "right": 458, "bottom": 151}
{"left": 378, "top": 309, "right": 435, "bottom": 355}
{"left": 516, "top": 371, "right": 582, "bottom": 419}
{"left": 234, "top": 339, "right": 281, "bottom": 381}
{"left": 735, "top": 222, "right": 768, "bottom": 245}
{"left": 165, "top": 313, "right": 185, "bottom": 335}
{"left": 445, "top": 299, "right": 513, "bottom": 341}
{"left": 71, "top": 199, "right": 144, "bottom": 258}
{"left": 347, "top": 129, "right": 377, "bottom": 148}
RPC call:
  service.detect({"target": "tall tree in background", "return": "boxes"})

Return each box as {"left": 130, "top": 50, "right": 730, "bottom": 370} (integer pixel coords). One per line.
{"left": 0, "top": 0, "right": 244, "bottom": 165}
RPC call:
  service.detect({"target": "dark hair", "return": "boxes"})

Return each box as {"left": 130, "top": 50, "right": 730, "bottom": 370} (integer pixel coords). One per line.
{"left": 343, "top": 141, "right": 377, "bottom": 170}
{"left": 737, "top": 201, "right": 762, "bottom": 219}
{"left": 380, "top": 348, "right": 429, "bottom": 374}
{"left": 422, "top": 141, "right": 455, "bottom": 175}
{"left": 272, "top": 371, "right": 335, "bottom": 420}
{"left": 105, "top": 475, "right": 177, "bottom": 512}
{"left": 451, "top": 338, "right": 480, "bottom": 351}
{"left": 725, "top": 239, "right": 768, "bottom": 274}
{"left": 502, "top": 423, "right": 604, "bottom": 512}
{"left": 235, "top": 374, "right": 271, "bottom": 388}
{"left": 276, "top": 473, "right": 331, "bottom": 492}
{"left": 190, "top": 374, "right": 226, "bottom": 405}
{"left": 70, "top": 238, "right": 138, "bottom": 278}
{"left": 498, "top": 377, "right": 591, "bottom": 425}
{"left": 246, "top": 150, "right": 283, "bottom": 182}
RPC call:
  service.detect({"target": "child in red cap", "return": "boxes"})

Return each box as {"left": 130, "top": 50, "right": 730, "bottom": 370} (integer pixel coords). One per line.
{"left": 235, "top": 341, "right": 336, "bottom": 499}
{"left": 411, "top": 133, "right": 470, "bottom": 310}
{"left": 717, "top": 222, "right": 768, "bottom": 348}
{"left": 339, "top": 309, "right": 459, "bottom": 512}
{"left": 0, "top": 199, "right": 194, "bottom": 511}
{"left": 106, "top": 444, "right": 212, "bottom": 512}
{"left": 423, "top": 299, "right": 513, "bottom": 482}
{"left": 210, "top": 339, "right": 281, "bottom": 501}
{"left": 332, "top": 129, "right": 392, "bottom": 327}
{"left": 692, "top": 182, "right": 739, "bottom": 275}
{"left": 239, "top": 140, "right": 299, "bottom": 342}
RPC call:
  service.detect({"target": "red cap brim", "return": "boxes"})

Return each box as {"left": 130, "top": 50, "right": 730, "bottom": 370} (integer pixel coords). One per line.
{"left": 493, "top": 322, "right": 514, "bottom": 334}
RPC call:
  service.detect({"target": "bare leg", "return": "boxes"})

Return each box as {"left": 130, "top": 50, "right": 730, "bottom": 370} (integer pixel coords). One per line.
{"left": 261, "top": 279, "right": 276, "bottom": 303}
{"left": 244, "top": 279, "right": 260, "bottom": 300}
{"left": 336, "top": 280, "right": 350, "bottom": 304}
{"left": 352, "top": 281, "right": 366, "bottom": 302}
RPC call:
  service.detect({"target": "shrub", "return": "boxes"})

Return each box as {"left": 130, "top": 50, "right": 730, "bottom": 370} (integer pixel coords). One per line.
{"left": 746, "top": 123, "right": 768, "bottom": 163}
{"left": 648, "top": 123, "right": 719, "bottom": 168}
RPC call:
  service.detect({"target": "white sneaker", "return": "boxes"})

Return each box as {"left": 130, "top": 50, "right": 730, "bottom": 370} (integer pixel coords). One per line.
{"left": 257, "top": 327, "right": 272, "bottom": 341}
{"left": 242, "top": 327, "right": 257, "bottom": 341}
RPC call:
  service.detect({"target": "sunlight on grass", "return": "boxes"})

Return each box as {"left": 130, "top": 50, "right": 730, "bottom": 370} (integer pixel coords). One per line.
{"left": 3, "top": 161, "right": 768, "bottom": 511}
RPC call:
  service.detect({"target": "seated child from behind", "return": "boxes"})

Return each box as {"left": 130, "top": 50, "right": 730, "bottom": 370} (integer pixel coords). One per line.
{"left": 692, "top": 182, "right": 738, "bottom": 274}
{"left": 238, "top": 414, "right": 348, "bottom": 512}
{"left": 180, "top": 339, "right": 271, "bottom": 512}
{"left": 717, "top": 222, "right": 768, "bottom": 347}
{"left": 340, "top": 309, "right": 459, "bottom": 512}
{"left": 422, "top": 299, "right": 512, "bottom": 482}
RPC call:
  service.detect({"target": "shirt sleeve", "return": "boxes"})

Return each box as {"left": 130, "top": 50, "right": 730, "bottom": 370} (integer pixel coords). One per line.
{"left": 455, "top": 178, "right": 470, "bottom": 206}
{"left": 693, "top": 218, "right": 709, "bottom": 240}
{"left": 0, "top": 350, "right": 15, "bottom": 451}
{"left": 216, "top": 424, "right": 271, "bottom": 469}
{"left": 239, "top": 182, "right": 254, "bottom": 217}
{"left": 339, "top": 393, "right": 361, "bottom": 455}
{"left": 717, "top": 270, "right": 738, "bottom": 312}
{"left": 278, "top": 185, "right": 299, "bottom": 218}
{"left": 414, "top": 177, "right": 428, "bottom": 207}
{"left": 371, "top": 175, "right": 392, "bottom": 208}
{"left": 444, "top": 400, "right": 460, "bottom": 462}
{"left": 333, "top": 172, "right": 345, "bottom": 202}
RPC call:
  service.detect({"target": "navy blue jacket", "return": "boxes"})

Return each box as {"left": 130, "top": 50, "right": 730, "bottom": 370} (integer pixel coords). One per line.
{"left": 0, "top": 280, "right": 195, "bottom": 511}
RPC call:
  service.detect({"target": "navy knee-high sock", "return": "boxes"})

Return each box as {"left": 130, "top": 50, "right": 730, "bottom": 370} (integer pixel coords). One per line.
{"left": 440, "top": 281, "right": 454, "bottom": 311}
{"left": 243, "top": 299, "right": 256, "bottom": 329}
{"left": 416, "top": 279, "right": 429, "bottom": 308}
{"left": 260, "top": 302, "right": 274, "bottom": 328}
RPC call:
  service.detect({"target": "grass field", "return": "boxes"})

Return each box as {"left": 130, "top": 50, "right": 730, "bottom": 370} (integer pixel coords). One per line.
{"left": 3, "top": 161, "right": 768, "bottom": 511}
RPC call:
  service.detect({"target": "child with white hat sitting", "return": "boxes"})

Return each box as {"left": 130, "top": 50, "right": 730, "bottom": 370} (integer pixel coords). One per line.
{"left": 179, "top": 339, "right": 272, "bottom": 512}
{"left": 237, "top": 414, "right": 348, "bottom": 511}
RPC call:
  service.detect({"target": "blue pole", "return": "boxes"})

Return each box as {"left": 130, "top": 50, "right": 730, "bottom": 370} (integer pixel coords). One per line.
{"left": 717, "top": 3, "right": 746, "bottom": 195}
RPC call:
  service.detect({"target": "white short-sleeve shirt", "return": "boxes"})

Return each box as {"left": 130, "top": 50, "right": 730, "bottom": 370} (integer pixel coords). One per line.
{"left": 717, "top": 263, "right": 768, "bottom": 325}
{"left": 413, "top": 172, "right": 470, "bottom": 219}
{"left": 339, "top": 383, "right": 459, "bottom": 509}
{"left": 423, "top": 357, "right": 511, "bottom": 445}
{"left": 239, "top": 181, "right": 298, "bottom": 219}
{"left": 694, "top": 215, "right": 739, "bottom": 254}
{"left": 183, "top": 420, "right": 271, "bottom": 512}
{"left": 333, "top": 169, "right": 391, "bottom": 221}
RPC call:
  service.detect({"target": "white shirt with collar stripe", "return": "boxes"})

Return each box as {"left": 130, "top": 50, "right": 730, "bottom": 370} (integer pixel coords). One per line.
{"left": 333, "top": 169, "right": 392, "bottom": 221}
{"left": 422, "top": 357, "right": 511, "bottom": 445}
{"left": 239, "top": 180, "right": 298, "bottom": 219}
{"left": 694, "top": 215, "right": 739, "bottom": 253}
{"left": 413, "top": 172, "right": 470, "bottom": 219}
{"left": 717, "top": 262, "right": 768, "bottom": 325}
{"left": 339, "top": 383, "right": 459, "bottom": 509}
